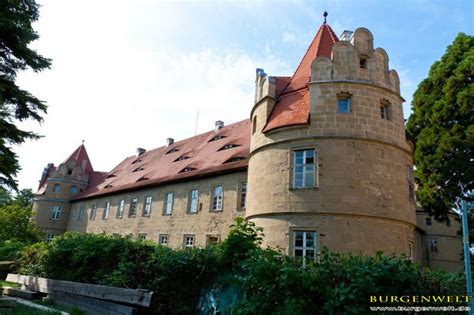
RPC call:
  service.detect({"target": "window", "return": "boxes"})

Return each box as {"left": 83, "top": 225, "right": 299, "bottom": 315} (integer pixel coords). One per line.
{"left": 220, "top": 144, "right": 239, "bottom": 151}
{"left": 224, "top": 156, "right": 246, "bottom": 163}
{"left": 77, "top": 205, "right": 84, "bottom": 221}
{"left": 293, "top": 149, "right": 316, "bottom": 188}
{"left": 45, "top": 233, "right": 54, "bottom": 243}
{"left": 180, "top": 167, "right": 196, "bottom": 173}
{"left": 174, "top": 156, "right": 189, "bottom": 162}
{"left": 143, "top": 196, "right": 152, "bottom": 217}
{"left": 184, "top": 235, "right": 195, "bottom": 248}
{"left": 103, "top": 201, "right": 110, "bottom": 220}
{"left": 212, "top": 186, "right": 223, "bottom": 211}
{"left": 359, "top": 56, "right": 368, "bottom": 68}
{"left": 293, "top": 231, "right": 317, "bottom": 266}
{"left": 117, "top": 199, "right": 125, "bottom": 219}
{"left": 408, "top": 166, "right": 415, "bottom": 199}
{"left": 164, "top": 193, "right": 173, "bottom": 215}
{"left": 67, "top": 169, "right": 73, "bottom": 175}
{"left": 166, "top": 148, "right": 179, "bottom": 154}
{"left": 137, "top": 233, "right": 147, "bottom": 241}
{"left": 70, "top": 185, "right": 78, "bottom": 194}
{"left": 429, "top": 238, "right": 438, "bottom": 252}
{"left": 206, "top": 235, "right": 220, "bottom": 247}
{"left": 188, "top": 189, "right": 199, "bottom": 214}
{"left": 133, "top": 167, "right": 144, "bottom": 172}
{"left": 51, "top": 206, "right": 62, "bottom": 220}
{"left": 240, "top": 182, "right": 247, "bottom": 210}
{"left": 425, "top": 217, "right": 432, "bottom": 226}
{"left": 209, "top": 135, "right": 225, "bottom": 142}
{"left": 90, "top": 204, "right": 97, "bottom": 220}
{"left": 337, "top": 92, "right": 351, "bottom": 113}
{"left": 129, "top": 198, "right": 138, "bottom": 217}
{"left": 159, "top": 234, "right": 169, "bottom": 246}
{"left": 53, "top": 183, "right": 61, "bottom": 192}
{"left": 252, "top": 116, "right": 257, "bottom": 135}
{"left": 380, "top": 99, "right": 390, "bottom": 120}
{"left": 408, "top": 242, "right": 414, "bottom": 261}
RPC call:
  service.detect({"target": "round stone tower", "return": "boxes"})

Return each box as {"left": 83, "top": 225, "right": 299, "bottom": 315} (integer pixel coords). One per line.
{"left": 247, "top": 22, "right": 416, "bottom": 260}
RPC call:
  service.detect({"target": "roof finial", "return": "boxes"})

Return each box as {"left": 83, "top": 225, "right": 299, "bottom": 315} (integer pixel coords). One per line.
{"left": 323, "top": 11, "right": 328, "bottom": 24}
{"left": 82, "top": 139, "right": 84, "bottom": 145}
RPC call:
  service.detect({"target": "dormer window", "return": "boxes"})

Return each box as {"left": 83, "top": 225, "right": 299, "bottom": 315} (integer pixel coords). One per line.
{"left": 174, "top": 156, "right": 190, "bottom": 162}
{"left": 180, "top": 167, "right": 197, "bottom": 173}
{"left": 166, "top": 148, "right": 179, "bottom": 154}
{"left": 106, "top": 174, "right": 116, "bottom": 179}
{"left": 132, "top": 159, "right": 142, "bottom": 164}
{"left": 133, "top": 167, "right": 144, "bottom": 172}
{"left": 209, "top": 135, "right": 226, "bottom": 142}
{"left": 220, "top": 144, "right": 239, "bottom": 151}
{"left": 137, "top": 177, "right": 149, "bottom": 182}
{"left": 224, "top": 156, "right": 246, "bottom": 163}
{"left": 104, "top": 184, "right": 113, "bottom": 189}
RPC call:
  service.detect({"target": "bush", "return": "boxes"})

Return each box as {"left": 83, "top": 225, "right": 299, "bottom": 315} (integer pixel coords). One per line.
{"left": 17, "top": 220, "right": 466, "bottom": 314}
{"left": 0, "top": 241, "right": 26, "bottom": 261}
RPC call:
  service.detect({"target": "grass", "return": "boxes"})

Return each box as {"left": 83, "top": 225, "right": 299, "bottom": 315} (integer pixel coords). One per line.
{"left": 36, "top": 298, "right": 84, "bottom": 315}
{"left": 0, "top": 280, "right": 20, "bottom": 288}
{"left": 0, "top": 304, "right": 60, "bottom": 315}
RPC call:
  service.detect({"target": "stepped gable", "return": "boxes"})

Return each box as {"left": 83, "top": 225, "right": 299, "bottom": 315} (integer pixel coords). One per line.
{"left": 73, "top": 119, "right": 250, "bottom": 200}
{"left": 264, "top": 23, "right": 338, "bottom": 132}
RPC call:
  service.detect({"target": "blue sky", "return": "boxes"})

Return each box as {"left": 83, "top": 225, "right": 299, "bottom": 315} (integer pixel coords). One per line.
{"left": 16, "top": 0, "right": 473, "bottom": 190}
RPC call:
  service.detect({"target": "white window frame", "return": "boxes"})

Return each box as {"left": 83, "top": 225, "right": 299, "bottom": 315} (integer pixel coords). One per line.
{"left": 129, "top": 198, "right": 138, "bottom": 217}
{"left": 77, "top": 205, "right": 84, "bottom": 221}
{"left": 293, "top": 149, "right": 316, "bottom": 188}
{"left": 293, "top": 230, "right": 317, "bottom": 266}
{"left": 212, "top": 186, "right": 223, "bottom": 211}
{"left": 184, "top": 234, "right": 195, "bottom": 248}
{"left": 143, "top": 196, "right": 152, "bottom": 217}
{"left": 45, "top": 233, "right": 54, "bottom": 243}
{"left": 103, "top": 201, "right": 110, "bottom": 220}
{"left": 159, "top": 234, "right": 169, "bottom": 246}
{"left": 117, "top": 199, "right": 125, "bottom": 219}
{"left": 51, "top": 205, "right": 62, "bottom": 220}
{"left": 240, "top": 182, "right": 247, "bottom": 210}
{"left": 90, "top": 204, "right": 97, "bottom": 220}
{"left": 188, "top": 189, "right": 199, "bottom": 214}
{"left": 164, "top": 193, "right": 173, "bottom": 215}
{"left": 137, "top": 233, "right": 147, "bottom": 241}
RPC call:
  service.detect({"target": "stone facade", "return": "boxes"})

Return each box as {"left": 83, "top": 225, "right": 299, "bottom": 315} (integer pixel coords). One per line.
{"left": 32, "top": 23, "right": 462, "bottom": 271}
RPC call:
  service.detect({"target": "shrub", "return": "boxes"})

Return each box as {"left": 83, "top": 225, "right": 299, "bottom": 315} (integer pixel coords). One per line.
{"left": 0, "top": 241, "right": 26, "bottom": 261}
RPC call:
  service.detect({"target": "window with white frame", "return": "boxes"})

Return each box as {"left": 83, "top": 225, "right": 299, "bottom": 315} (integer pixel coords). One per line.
{"left": 45, "top": 233, "right": 54, "bottom": 243}
{"left": 51, "top": 205, "right": 62, "bottom": 220}
{"left": 103, "top": 201, "right": 110, "bottom": 220}
{"left": 211, "top": 186, "right": 223, "bottom": 211}
{"left": 159, "top": 234, "right": 169, "bottom": 246}
{"left": 117, "top": 199, "right": 125, "bottom": 219}
{"left": 129, "top": 198, "right": 138, "bottom": 217}
{"left": 293, "top": 149, "right": 316, "bottom": 188}
{"left": 188, "top": 189, "right": 199, "bottom": 214}
{"left": 293, "top": 231, "right": 317, "bottom": 264}
{"left": 239, "top": 182, "right": 247, "bottom": 210}
{"left": 184, "top": 235, "right": 195, "bottom": 248}
{"left": 137, "top": 233, "right": 147, "bottom": 241}
{"left": 408, "top": 166, "right": 415, "bottom": 199}
{"left": 164, "top": 193, "right": 173, "bottom": 215}
{"left": 77, "top": 205, "right": 84, "bottom": 221}
{"left": 408, "top": 242, "right": 414, "bottom": 261}
{"left": 143, "top": 196, "right": 152, "bottom": 217}
{"left": 90, "top": 204, "right": 97, "bottom": 220}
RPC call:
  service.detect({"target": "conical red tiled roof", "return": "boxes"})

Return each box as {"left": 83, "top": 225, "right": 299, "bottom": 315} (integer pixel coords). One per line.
{"left": 264, "top": 23, "right": 338, "bottom": 132}
{"left": 63, "top": 144, "right": 94, "bottom": 174}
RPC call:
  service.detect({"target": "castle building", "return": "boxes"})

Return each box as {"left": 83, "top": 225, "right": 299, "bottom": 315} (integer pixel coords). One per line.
{"left": 32, "top": 19, "right": 462, "bottom": 271}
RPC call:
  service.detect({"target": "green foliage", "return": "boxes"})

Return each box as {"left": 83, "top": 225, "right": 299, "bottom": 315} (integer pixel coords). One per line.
{"left": 16, "top": 219, "right": 466, "bottom": 314}
{"left": 0, "top": 188, "right": 43, "bottom": 244}
{"left": 0, "top": 304, "right": 60, "bottom": 315}
{"left": 406, "top": 32, "right": 474, "bottom": 220}
{"left": 0, "top": 240, "right": 26, "bottom": 260}
{"left": 0, "top": 0, "right": 52, "bottom": 190}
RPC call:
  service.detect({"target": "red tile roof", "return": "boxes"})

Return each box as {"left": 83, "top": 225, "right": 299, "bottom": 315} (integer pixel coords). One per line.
{"left": 63, "top": 144, "right": 94, "bottom": 174}
{"left": 72, "top": 119, "right": 250, "bottom": 200}
{"left": 264, "top": 23, "right": 338, "bottom": 132}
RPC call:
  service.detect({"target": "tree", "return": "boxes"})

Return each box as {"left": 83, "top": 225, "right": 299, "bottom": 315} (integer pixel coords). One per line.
{"left": 0, "top": 0, "right": 51, "bottom": 190}
{"left": 0, "top": 188, "right": 42, "bottom": 243}
{"left": 406, "top": 33, "right": 474, "bottom": 220}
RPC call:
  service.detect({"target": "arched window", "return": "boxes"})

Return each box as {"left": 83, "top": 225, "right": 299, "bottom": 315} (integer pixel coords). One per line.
{"left": 53, "top": 183, "right": 61, "bottom": 192}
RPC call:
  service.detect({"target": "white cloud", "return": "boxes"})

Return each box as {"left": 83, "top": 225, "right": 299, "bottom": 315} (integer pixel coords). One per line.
{"left": 282, "top": 31, "right": 296, "bottom": 44}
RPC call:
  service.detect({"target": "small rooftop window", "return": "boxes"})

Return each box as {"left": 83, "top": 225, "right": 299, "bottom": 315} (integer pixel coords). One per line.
{"left": 174, "top": 156, "right": 190, "bottom": 162}
{"left": 104, "top": 184, "right": 113, "bottom": 189}
{"left": 131, "top": 159, "right": 142, "bottom": 164}
{"left": 209, "top": 135, "right": 226, "bottom": 142}
{"left": 133, "top": 167, "right": 145, "bottom": 172}
{"left": 220, "top": 144, "right": 240, "bottom": 151}
{"left": 166, "top": 148, "right": 179, "bottom": 154}
{"left": 224, "top": 156, "right": 246, "bottom": 163}
{"left": 106, "top": 174, "right": 116, "bottom": 179}
{"left": 180, "top": 167, "right": 197, "bottom": 173}
{"left": 137, "top": 177, "right": 150, "bottom": 182}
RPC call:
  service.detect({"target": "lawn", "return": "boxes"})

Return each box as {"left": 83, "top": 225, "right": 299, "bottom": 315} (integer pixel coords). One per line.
{"left": 0, "top": 304, "right": 60, "bottom": 315}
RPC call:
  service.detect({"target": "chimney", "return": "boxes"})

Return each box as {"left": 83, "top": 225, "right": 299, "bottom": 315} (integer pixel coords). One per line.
{"left": 166, "top": 138, "right": 174, "bottom": 147}
{"left": 215, "top": 120, "right": 224, "bottom": 132}
{"left": 136, "top": 148, "right": 146, "bottom": 157}
{"left": 340, "top": 30, "right": 353, "bottom": 41}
